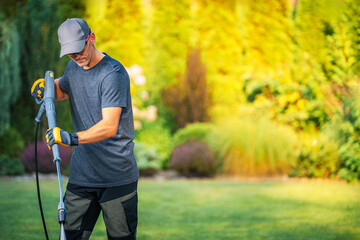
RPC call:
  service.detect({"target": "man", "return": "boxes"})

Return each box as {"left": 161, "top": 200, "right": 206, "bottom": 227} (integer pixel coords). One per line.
{"left": 31, "top": 18, "right": 139, "bottom": 240}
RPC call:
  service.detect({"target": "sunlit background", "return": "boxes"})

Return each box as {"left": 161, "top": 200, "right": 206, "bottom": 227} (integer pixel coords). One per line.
{"left": 1, "top": 0, "right": 360, "bottom": 181}
{"left": 1, "top": 1, "right": 360, "bottom": 239}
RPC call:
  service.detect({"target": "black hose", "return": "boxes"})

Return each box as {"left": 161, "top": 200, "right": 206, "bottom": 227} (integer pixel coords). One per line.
{"left": 35, "top": 122, "right": 49, "bottom": 240}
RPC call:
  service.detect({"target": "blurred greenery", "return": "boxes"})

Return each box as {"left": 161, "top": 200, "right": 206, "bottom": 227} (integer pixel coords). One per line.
{"left": 172, "top": 122, "right": 214, "bottom": 147}
{"left": 207, "top": 117, "right": 298, "bottom": 176}
{"left": 290, "top": 131, "right": 340, "bottom": 178}
{"left": 0, "top": 126, "right": 24, "bottom": 157}
{"left": 135, "top": 120, "right": 173, "bottom": 169}
{"left": 0, "top": 15, "right": 21, "bottom": 135}
{"left": 322, "top": 86, "right": 360, "bottom": 181}
{"left": 1, "top": 0, "right": 360, "bottom": 180}
{"left": 134, "top": 141, "right": 161, "bottom": 176}
{"left": 0, "top": 157, "right": 24, "bottom": 176}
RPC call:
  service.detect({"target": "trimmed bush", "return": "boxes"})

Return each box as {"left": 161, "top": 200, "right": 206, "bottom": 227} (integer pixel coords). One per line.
{"left": 134, "top": 141, "right": 161, "bottom": 177}
{"left": 170, "top": 140, "right": 216, "bottom": 177}
{"left": 0, "top": 156, "right": 25, "bottom": 176}
{"left": 172, "top": 122, "right": 214, "bottom": 147}
{"left": 20, "top": 141, "right": 71, "bottom": 173}
{"left": 136, "top": 121, "right": 172, "bottom": 169}
{"left": 0, "top": 126, "right": 24, "bottom": 157}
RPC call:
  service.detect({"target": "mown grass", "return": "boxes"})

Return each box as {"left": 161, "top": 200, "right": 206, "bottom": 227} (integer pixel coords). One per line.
{"left": 0, "top": 178, "right": 359, "bottom": 240}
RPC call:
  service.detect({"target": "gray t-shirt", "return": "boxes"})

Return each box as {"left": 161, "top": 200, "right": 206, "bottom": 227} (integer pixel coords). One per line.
{"left": 59, "top": 54, "right": 139, "bottom": 187}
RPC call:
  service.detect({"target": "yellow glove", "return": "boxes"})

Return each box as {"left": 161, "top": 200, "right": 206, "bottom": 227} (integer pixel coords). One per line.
{"left": 31, "top": 78, "right": 45, "bottom": 101}
{"left": 45, "top": 127, "right": 78, "bottom": 150}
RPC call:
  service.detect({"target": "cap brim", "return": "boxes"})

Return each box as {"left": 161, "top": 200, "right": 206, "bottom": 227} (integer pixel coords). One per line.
{"left": 59, "top": 39, "right": 86, "bottom": 58}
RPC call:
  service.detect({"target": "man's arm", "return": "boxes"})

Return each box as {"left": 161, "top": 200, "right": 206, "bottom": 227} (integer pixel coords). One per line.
{"left": 54, "top": 79, "right": 69, "bottom": 100}
{"left": 77, "top": 107, "right": 122, "bottom": 144}
{"left": 45, "top": 98, "right": 122, "bottom": 149}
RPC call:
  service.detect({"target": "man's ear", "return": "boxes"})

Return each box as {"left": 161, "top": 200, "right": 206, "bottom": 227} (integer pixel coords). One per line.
{"left": 89, "top": 32, "right": 95, "bottom": 45}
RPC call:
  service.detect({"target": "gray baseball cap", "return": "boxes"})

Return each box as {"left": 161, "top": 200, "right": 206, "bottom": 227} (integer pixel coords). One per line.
{"left": 57, "top": 18, "right": 91, "bottom": 58}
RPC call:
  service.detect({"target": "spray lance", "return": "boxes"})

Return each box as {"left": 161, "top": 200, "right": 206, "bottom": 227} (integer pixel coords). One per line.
{"left": 35, "top": 70, "right": 66, "bottom": 240}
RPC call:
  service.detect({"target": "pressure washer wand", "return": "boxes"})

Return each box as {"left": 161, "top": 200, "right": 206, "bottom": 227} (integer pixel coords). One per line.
{"left": 36, "top": 71, "right": 66, "bottom": 240}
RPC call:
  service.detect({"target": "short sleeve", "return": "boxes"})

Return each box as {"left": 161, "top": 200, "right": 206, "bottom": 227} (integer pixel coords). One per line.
{"left": 101, "top": 71, "right": 128, "bottom": 109}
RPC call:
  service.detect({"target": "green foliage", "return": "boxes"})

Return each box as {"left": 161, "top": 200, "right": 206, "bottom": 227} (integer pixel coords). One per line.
{"left": 243, "top": 0, "right": 294, "bottom": 78}
{"left": 195, "top": 0, "right": 245, "bottom": 118}
{"left": 242, "top": 79, "right": 330, "bottom": 130}
{"left": 0, "top": 156, "right": 24, "bottom": 176}
{"left": 292, "top": 0, "right": 356, "bottom": 128}
{"left": 58, "top": 0, "right": 85, "bottom": 19}
{"left": 143, "top": 0, "right": 191, "bottom": 131}
{"left": 208, "top": 117, "right": 297, "bottom": 176}
{"left": 12, "top": 0, "right": 84, "bottom": 141}
{"left": 135, "top": 121, "right": 172, "bottom": 168}
{"left": 290, "top": 132, "right": 340, "bottom": 178}
{"left": 0, "top": 16, "right": 21, "bottom": 136}
{"left": 0, "top": 1, "right": 17, "bottom": 17}
{"left": 337, "top": 140, "right": 360, "bottom": 182}
{"left": 0, "top": 126, "right": 24, "bottom": 157}
{"left": 134, "top": 141, "right": 161, "bottom": 176}
{"left": 92, "top": 0, "right": 143, "bottom": 66}
{"left": 2, "top": 0, "right": 360, "bottom": 179}
{"left": 172, "top": 122, "right": 214, "bottom": 147}
{"left": 147, "top": 0, "right": 190, "bottom": 90}
{"left": 83, "top": 0, "right": 360, "bottom": 179}
{"left": 170, "top": 140, "right": 216, "bottom": 177}
{"left": 295, "top": 0, "right": 339, "bottom": 68}
{"left": 322, "top": 87, "right": 360, "bottom": 181}
{"left": 324, "top": 0, "right": 360, "bottom": 84}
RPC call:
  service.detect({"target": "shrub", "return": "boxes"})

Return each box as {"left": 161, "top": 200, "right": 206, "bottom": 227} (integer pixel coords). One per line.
{"left": 0, "top": 126, "right": 24, "bottom": 157}
{"left": 170, "top": 140, "right": 216, "bottom": 177}
{"left": 321, "top": 87, "right": 360, "bottom": 181}
{"left": 337, "top": 140, "right": 360, "bottom": 182}
{"left": 0, "top": 156, "right": 25, "bottom": 176}
{"left": 208, "top": 117, "right": 297, "bottom": 177}
{"left": 323, "top": 117, "right": 360, "bottom": 182}
{"left": 20, "top": 141, "right": 71, "bottom": 173}
{"left": 290, "top": 132, "right": 340, "bottom": 178}
{"left": 172, "top": 122, "right": 214, "bottom": 147}
{"left": 135, "top": 121, "right": 172, "bottom": 169}
{"left": 134, "top": 141, "right": 161, "bottom": 176}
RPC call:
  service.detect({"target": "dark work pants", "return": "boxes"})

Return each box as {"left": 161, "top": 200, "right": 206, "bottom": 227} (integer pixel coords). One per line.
{"left": 63, "top": 181, "right": 138, "bottom": 240}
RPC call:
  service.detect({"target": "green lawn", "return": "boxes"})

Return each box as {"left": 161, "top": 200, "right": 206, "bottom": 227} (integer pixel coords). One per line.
{"left": 0, "top": 178, "right": 359, "bottom": 240}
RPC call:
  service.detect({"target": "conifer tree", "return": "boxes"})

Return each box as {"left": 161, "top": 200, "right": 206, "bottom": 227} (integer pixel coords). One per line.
{"left": 325, "top": 0, "right": 360, "bottom": 85}
{"left": 13, "top": 0, "right": 84, "bottom": 140}
{"left": 289, "top": 0, "right": 346, "bottom": 124}
{"left": 294, "top": 0, "right": 345, "bottom": 80}
{"left": 0, "top": 16, "right": 21, "bottom": 135}
{"left": 162, "top": 48, "right": 210, "bottom": 127}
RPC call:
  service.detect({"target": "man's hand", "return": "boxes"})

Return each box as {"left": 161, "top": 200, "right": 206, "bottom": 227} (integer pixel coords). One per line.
{"left": 31, "top": 78, "right": 45, "bottom": 101}
{"left": 46, "top": 127, "right": 78, "bottom": 149}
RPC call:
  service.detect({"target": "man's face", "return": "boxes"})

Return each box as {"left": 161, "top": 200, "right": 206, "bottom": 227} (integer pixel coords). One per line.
{"left": 67, "top": 38, "right": 92, "bottom": 68}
